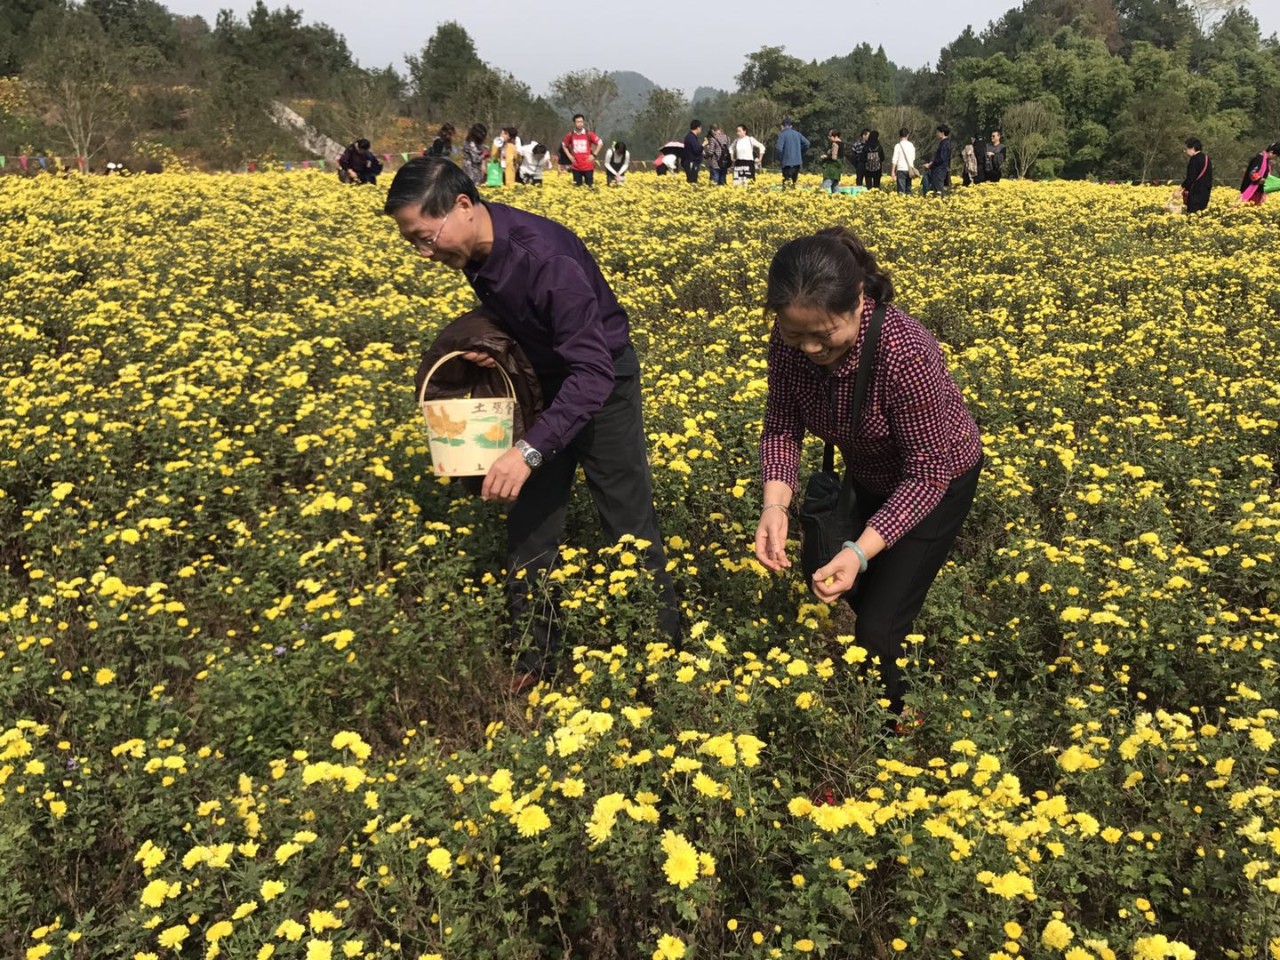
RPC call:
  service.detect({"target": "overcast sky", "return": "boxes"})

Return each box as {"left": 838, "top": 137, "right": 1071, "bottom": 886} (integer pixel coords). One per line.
{"left": 161, "top": 0, "right": 1280, "bottom": 95}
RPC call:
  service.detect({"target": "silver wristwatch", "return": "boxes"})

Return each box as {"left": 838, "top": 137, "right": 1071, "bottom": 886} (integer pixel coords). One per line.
{"left": 516, "top": 439, "right": 543, "bottom": 469}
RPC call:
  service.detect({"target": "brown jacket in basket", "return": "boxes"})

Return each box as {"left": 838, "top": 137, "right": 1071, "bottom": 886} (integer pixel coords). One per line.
{"left": 415, "top": 307, "right": 543, "bottom": 445}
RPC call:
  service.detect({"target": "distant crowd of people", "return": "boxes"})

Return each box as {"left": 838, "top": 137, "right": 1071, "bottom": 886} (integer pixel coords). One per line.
{"left": 337, "top": 119, "right": 1279, "bottom": 211}
{"left": 337, "top": 117, "right": 1006, "bottom": 195}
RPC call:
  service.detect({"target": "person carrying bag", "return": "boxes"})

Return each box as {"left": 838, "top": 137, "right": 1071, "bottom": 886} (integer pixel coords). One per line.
{"left": 796, "top": 303, "right": 883, "bottom": 589}
{"left": 755, "top": 227, "right": 983, "bottom": 727}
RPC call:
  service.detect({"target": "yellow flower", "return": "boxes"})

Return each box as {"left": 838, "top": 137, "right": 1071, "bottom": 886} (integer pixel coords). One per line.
{"left": 135, "top": 841, "right": 165, "bottom": 872}
{"left": 652, "top": 934, "right": 686, "bottom": 960}
{"left": 206, "top": 920, "right": 233, "bottom": 942}
{"left": 261, "top": 879, "right": 287, "bottom": 901}
{"left": 788, "top": 796, "right": 814, "bottom": 816}
{"left": 330, "top": 730, "right": 371, "bottom": 760}
{"left": 660, "top": 830, "right": 700, "bottom": 889}
{"left": 692, "top": 772, "right": 724, "bottom": 797}
{"left": 305, "top": 941, "right": 333, "bottom": 960}
{"left": 426, "top": 847, "right": 453, "bottom": 877}
{"left": 843, "top": 645, "right": 868, "bottom": 664}
{"left": 156, "top": 925, "right": 189, "bottom": 949}
{"left": 979, "top": 870, "right": 1036, "bottom": 900}
{"left": 586, "top": 793, "right": 627, "bottom": 846}
{"left": 139, "top": 879, "right": 176, "bottom": 909}
{"left": 275, "top": 842, "right": 303, "bottom": 865}
{"left": 796, "top": 939, "right": 816, "bottom": 952}
{"left": 309, "top": 910, "right": 341, "bottom": 932}
{"left": 95, "top": 668, "right": 116, "bottom": 685}
{"left": 1042, "top": 918, "right": 1074, "bottom": 950}
{"left": 513, "top": 802, "right": 551, "bottom": 837}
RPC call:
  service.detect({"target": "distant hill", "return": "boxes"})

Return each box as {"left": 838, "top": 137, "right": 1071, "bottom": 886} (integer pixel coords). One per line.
{"left": 598, "top": 70, "right": 658, "bottom": 136}
{"left": 691, "top": 86, "right": 726, "bottom": 105}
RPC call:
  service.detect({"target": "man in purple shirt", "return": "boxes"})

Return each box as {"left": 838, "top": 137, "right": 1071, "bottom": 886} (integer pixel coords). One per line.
{"left": 384, "top": 157, "right": 680, "bottom": 685}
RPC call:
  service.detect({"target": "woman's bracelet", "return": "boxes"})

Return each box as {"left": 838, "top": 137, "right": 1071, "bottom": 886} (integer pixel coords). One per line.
{"left": 842, "top": 540, "right": 869, "bottom": 573}
{"left": 761, "top": 503, "right": 789, "bottom": 515}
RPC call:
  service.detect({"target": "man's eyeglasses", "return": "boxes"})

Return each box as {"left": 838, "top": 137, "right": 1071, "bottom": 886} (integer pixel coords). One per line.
{"left": 415, "top": 205, "right": 453, "bottom": 252}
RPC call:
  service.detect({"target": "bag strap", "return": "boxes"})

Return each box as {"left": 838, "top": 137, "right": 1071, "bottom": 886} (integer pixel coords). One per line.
{"left": 820, "top": 302, "right": 886, "bottom": 476}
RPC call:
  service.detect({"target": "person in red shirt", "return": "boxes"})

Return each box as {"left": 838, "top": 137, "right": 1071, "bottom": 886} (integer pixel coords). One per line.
{"left": 563, "top": 114, "right": 602, "bottom": 187}
{"left": 755, "top": 227, "right": 983, "bottom": 726}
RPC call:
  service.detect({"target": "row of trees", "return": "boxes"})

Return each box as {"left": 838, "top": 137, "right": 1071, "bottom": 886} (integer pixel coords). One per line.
{"left": 537, "top": 0, "right": 1278, "bottom": 182}
{"left": 664, "top": 0, "right": 1277, "bottom": 180}
{"left": 3, "top": 0, "right": 369, "bottom": 167}
{"left": 3, "top": 0, "right": 1278, "bottom": 179}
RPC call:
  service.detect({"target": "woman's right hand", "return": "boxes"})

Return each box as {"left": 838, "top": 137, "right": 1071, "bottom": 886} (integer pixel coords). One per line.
{"left": 754, "top": 507, "right": 791, "bottom": 572}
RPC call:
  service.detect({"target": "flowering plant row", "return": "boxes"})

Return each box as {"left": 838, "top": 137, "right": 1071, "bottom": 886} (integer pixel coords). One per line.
{"left": 1, "top": 172, "right": 1279, "bottom": 958}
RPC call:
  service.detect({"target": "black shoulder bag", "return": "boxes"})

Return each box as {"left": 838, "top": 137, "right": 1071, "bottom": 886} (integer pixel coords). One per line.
{"left": 796, "top": 303, "right": 884, "bottom": 588}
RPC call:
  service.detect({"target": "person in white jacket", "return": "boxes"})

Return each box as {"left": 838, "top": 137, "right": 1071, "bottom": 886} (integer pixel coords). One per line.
{"left": 604, "top": 141, "right": 630, "bottom": 185}
{"left": 731, "top": 124, "right": 766, "bottom": 185}
{"left": 890, "top": 128, "right": 917, "bottom": 195}
{"left": 517, "top": 142, "right": 551, "bottom": 185}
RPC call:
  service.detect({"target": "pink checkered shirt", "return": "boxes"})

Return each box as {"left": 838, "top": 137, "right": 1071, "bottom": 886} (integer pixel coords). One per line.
{"left": 760, "top": 297, "right": 983, "bottom": 549}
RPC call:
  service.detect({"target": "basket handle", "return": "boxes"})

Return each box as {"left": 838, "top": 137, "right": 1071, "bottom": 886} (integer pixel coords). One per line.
{"left": 417, "top": 350, "right": 517, "bottom": 406}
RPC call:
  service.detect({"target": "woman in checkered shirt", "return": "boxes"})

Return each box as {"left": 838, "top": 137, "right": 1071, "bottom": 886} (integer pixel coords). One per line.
{"left": 754, "top": 227, "right": 983, "bottom": 720}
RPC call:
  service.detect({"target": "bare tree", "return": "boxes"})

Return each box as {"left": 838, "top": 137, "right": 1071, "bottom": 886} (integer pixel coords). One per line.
{"left": 728, "top": 91, "right": 782, "bottom": 143}
{"left": 631, "top": 86, "right": 688, "bottom": 151}
{"left": 26, "top": 9, "right": 132, "bottom": 164}
{"left": 328, "top": 66, "right": 403, "bottom": 143}
{"left": 1114, "top": 90, "right": 1188, "bottom": 182}
{"left": 872, "top": 104, "right": 932, "bottom": 143}
{"left": 447, "top": 67, "right": 549, "bottom": 138}
{"left": 1001, "top": 99, "right": 1064, "bottom": 178}
{"left": 548, "top": 69, "right": 618, "bottom": 132}
{"left": 1186, "top": 0, "right": 1247, "bottom": 33}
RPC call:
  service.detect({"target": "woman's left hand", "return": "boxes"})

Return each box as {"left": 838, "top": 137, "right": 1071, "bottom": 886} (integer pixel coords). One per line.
{"left": 811, "top": 549, "right": 860, "bottom": 603}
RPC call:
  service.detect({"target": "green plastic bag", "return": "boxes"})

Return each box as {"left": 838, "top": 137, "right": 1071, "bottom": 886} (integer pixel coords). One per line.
{"left": 485, "top": 161, "right": 502, "bottom": 187}
{"left": 1264, "top": 173, "right": 1280, "bottom": 194}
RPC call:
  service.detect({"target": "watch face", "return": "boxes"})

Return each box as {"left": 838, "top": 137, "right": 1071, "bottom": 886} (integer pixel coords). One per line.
{"left": 519, "top": 442, "right": 542, "bottom": 468}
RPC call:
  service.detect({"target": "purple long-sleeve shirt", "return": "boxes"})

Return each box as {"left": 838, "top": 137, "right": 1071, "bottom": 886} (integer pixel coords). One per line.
{"left": 463, "top": 202, "right": 635, "bottom": 458}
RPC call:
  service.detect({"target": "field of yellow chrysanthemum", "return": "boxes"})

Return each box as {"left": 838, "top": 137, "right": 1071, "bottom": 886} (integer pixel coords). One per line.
{"left": 2, "top": 169, "right": 1280, "bottom": 959}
